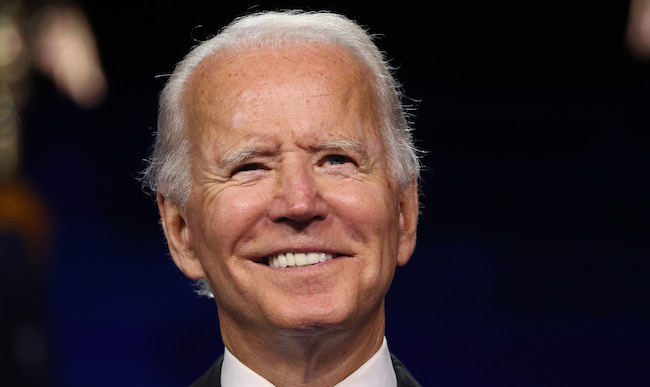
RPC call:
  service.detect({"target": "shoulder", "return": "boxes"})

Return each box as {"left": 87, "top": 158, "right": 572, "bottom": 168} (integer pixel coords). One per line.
{"left": 390, "top": 353, "right": 422, "bottom": 387}
{"left": 189, "top": 356, "right": 223, "bottom": 387}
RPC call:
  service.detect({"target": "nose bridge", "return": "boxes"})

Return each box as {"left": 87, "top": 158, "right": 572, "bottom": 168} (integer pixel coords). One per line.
{"left": 271, "top": 155, "right": 323, "bottom": 222}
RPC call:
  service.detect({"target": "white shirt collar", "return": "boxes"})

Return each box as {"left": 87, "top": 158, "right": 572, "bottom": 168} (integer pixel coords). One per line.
{"left": 221, "top": 337, "right": 397, "bottom": 387}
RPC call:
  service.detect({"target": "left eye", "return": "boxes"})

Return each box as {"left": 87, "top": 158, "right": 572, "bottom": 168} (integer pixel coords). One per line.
{"left": 323, "top": 154, "right": 353, "bottom": 166}
{"left": 231, "top": 162, "right": 265, "bottom": 176}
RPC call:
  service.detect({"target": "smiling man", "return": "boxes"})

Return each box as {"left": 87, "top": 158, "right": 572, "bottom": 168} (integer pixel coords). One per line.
{"left": 143, "top": 10, "right": 421, "bottom": 387}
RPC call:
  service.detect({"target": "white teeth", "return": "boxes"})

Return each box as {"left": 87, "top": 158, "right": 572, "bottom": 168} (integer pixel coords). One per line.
{"left": 277, "top": 254, "right": 288, "bottom": 268}
{"left": 294, "top": 253, "right": 307, "bottom": 266}
{"left": 267, "top": 252, "right": 334, "bottom": 268}
{"left": 307, "top": 253, "right": 319, "bottom": 264}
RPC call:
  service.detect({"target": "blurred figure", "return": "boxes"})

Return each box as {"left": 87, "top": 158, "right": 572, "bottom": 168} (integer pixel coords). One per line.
{"left": 0, "top": 2, "right": 51, "bottom": 385}
{"left": 0, "top": 1, "right": 106, "bottom": 385}
{"left": 31, "top": 3, "right": 107, "bottom": 108}
{"left": 627, "top": 0, "right": 650, "bottom": 59}
{"left": 0, "top": 173, "right": 51, "bottom": 387}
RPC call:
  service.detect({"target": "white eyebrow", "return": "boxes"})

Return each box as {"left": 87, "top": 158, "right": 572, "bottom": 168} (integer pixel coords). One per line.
{"left": 217, "top": 139, "right": 369, "bottom": 170}
{"left": 218, "top": 146, "right": 269, "bottom": 170}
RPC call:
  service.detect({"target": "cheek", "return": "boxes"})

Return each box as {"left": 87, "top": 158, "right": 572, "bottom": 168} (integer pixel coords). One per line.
{"left": 192, "top": 186, "right": 270, "bottom": 255}
{"left": 328, "top": 181, "right": 400, "bottom": 243}
{"left": 329, "top": 184, "right": 400, "bottom": 298}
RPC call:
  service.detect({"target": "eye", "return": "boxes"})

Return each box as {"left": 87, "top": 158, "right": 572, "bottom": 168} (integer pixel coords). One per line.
{"left": 231, "top": 163, "right": 265, "bottom": 176}
{"left": 323, "top": 154, "right": 354, "bottom": 166}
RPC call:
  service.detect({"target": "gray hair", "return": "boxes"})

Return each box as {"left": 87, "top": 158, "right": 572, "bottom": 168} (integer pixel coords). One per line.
{"left": 141, "top": 10, "right": 421, "bottom": 296}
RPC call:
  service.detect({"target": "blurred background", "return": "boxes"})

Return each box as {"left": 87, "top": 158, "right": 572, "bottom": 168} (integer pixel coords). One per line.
{"left": 1, "top": 0, "right": 648, "bottom": 386}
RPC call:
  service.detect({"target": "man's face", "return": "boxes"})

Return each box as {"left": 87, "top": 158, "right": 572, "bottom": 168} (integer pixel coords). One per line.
{"left": 160, "top": 43, "right": 417, "bottom": 337}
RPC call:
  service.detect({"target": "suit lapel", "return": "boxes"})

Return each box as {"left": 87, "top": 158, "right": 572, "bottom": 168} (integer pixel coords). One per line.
{"left": 391, "top": 353, "right": 422, "bottom": 387}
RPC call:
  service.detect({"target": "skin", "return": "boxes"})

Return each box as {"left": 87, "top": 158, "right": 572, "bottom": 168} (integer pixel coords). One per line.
{"left": 158, "top": 42, "right": 418, "bottom": 386}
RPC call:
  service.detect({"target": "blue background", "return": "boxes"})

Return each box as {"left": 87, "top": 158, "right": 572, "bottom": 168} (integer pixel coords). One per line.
{"left": 8, "top": 1, "right": 650, "bottom": 386}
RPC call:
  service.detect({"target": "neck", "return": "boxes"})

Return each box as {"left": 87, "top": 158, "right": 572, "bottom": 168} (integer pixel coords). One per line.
{"left": 218, "top": 303, "right": 386, "bottom": 386}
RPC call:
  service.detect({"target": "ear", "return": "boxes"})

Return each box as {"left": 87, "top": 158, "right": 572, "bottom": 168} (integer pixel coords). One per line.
{"left": 396, "top": 178, "right": 419, "bottom": 267}
{"left": 157, "top": 193, "right": 206, "bottom": 280}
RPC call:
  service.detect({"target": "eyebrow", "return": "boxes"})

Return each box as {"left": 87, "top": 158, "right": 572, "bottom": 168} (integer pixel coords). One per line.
{"left": 218, "top": 146, "right": 271, "bottom": 170}
{"left": 217, "top": 138, "right": 369, "bottom": 170}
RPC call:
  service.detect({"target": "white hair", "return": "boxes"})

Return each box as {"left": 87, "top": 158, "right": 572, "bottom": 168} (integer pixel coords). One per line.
{"left": 141, "top": 10, "right": 421, "bottom": 297}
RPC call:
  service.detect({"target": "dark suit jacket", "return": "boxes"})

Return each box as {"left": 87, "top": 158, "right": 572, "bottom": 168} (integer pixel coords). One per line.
{"left": 190, "top": 353, "right": 421, "bottom": 387}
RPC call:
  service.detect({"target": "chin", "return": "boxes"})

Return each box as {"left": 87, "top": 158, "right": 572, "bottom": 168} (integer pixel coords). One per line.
{"left": 270, "top": 297, "right": 377, "bottom": 335}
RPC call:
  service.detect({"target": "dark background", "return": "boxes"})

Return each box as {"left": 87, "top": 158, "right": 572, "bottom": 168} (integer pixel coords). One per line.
{"left": 11, "top": 0, "right": 650, "bottom": 386}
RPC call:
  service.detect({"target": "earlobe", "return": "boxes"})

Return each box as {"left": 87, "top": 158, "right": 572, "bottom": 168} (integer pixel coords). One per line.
{"left": 157, "top": 193, "right": 206, "bottom": 280}
{"left": 396, "top": 179, "right": 418, "bottom": 267}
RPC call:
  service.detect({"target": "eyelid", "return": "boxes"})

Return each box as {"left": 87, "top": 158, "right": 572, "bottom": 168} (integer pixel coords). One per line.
{"left": 316, "top": 140, "right": 368, "bottom": 166}
{"left": 321, "top": 153, "right": 356, "bottom": 165}
{"left": 230, "top": 162, "right": 267, "bottom": 176}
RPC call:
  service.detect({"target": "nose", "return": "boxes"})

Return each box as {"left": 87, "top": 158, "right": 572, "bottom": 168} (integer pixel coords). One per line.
{"left": 268, "top": 160, "right": 327, "bottom": 226}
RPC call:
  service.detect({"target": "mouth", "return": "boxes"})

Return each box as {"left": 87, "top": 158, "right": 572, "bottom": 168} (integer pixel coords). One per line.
{"left": 266, "top": 252, "right": 338, "bottom": 268}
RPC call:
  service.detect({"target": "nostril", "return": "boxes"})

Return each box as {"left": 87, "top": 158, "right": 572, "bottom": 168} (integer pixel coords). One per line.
{"left": 277, "top": 214, "right": 325, "bottom": 229}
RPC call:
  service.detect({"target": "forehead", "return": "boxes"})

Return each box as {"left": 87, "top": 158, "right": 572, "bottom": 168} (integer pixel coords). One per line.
{"left": 183, "top": 42, "right": 379, "bottom": 141}
{"left": 191, "top": 41, "right": 367, "bottom": 82}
